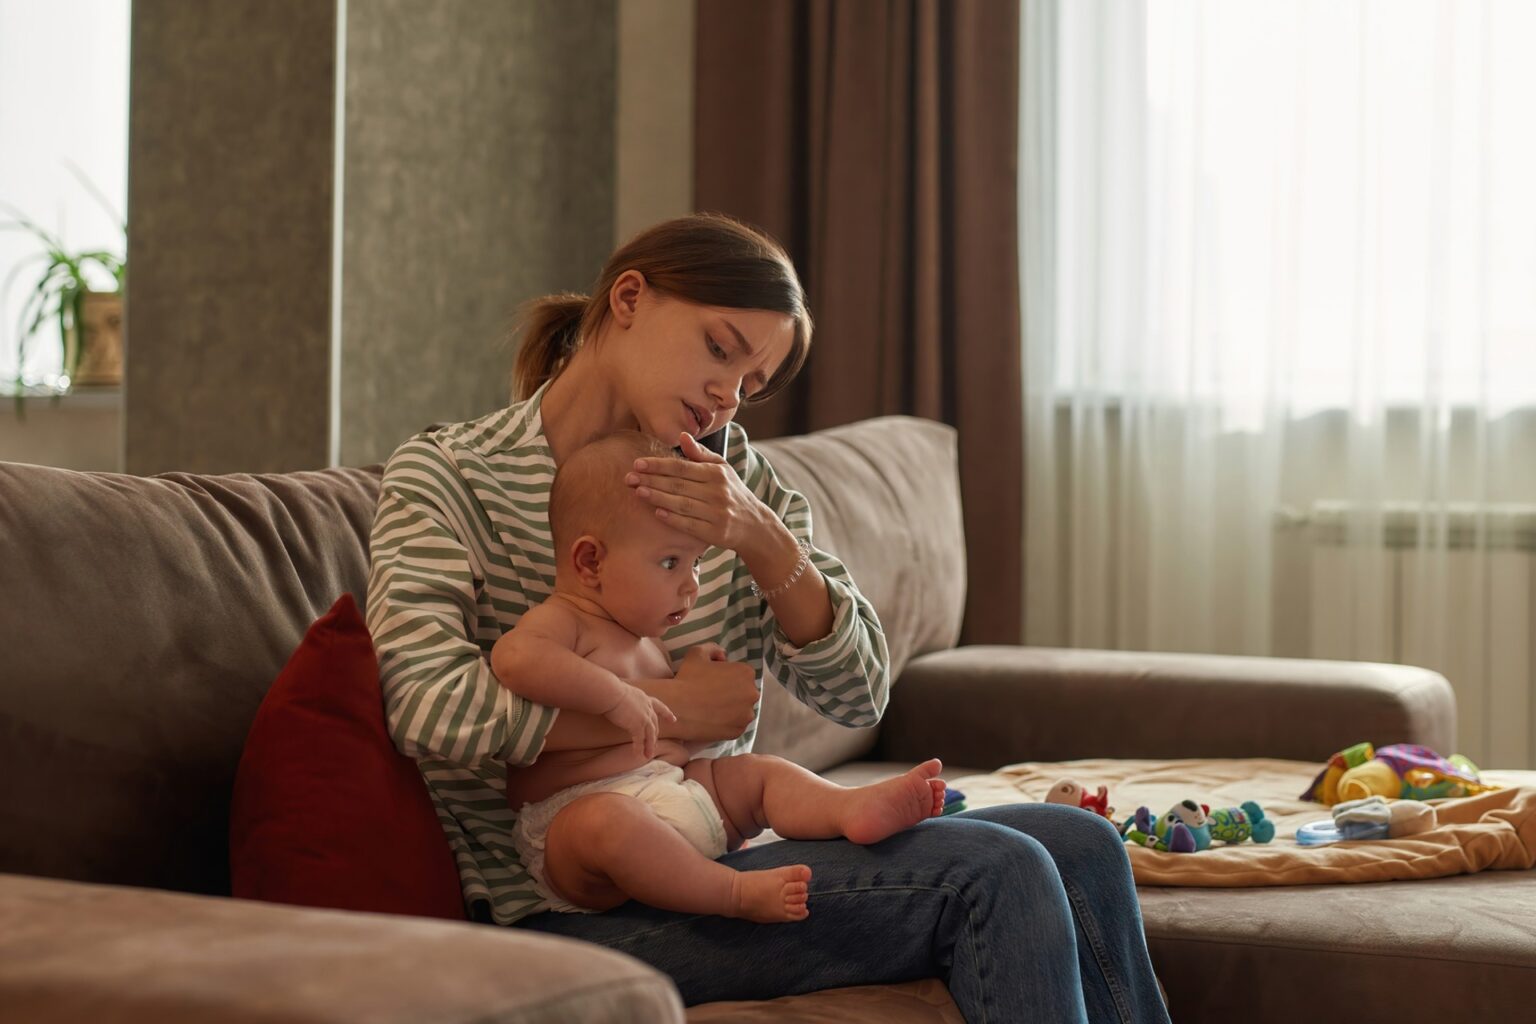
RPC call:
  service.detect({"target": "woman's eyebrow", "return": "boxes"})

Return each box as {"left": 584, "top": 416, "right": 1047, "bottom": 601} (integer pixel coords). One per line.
{"left": 721, "top": 319, "right": 755, "bottom": 357}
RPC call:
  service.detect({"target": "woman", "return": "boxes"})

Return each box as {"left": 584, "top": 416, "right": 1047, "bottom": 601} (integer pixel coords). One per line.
{"left": 366, "top": 213, "right": 1170, "bottom": 1022}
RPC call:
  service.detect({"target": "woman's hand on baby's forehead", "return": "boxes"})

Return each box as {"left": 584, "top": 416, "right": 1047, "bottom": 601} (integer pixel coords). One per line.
{"left": 628, "top": 457, "right": 711, "bottom": 480}
{"left": 626, "top": 431, "right": 772, "bottom": 554}
{"left": 632, "top": 432, "right": 727, "bottom": 475}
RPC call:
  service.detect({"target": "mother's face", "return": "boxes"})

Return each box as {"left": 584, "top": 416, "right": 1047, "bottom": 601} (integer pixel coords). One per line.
{"left": 608, "top": 271, "right": 796, "bottom": 443}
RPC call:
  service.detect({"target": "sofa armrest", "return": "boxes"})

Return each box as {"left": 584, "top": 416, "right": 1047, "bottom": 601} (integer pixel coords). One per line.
{"left": 875, "top": 646, "right": 1456, "bottom": 770}
{"left": 0, "top": 873, "right": 683, "bottom": 1024}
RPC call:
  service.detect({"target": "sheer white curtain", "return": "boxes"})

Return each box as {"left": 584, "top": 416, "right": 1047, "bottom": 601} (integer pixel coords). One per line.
{"left": 1021, "top": 0, "right": 1536, "bottom": 767}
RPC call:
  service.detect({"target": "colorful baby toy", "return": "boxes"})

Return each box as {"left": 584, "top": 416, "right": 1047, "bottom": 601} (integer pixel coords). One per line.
{"left": 1045, "top": 778, "right": 1115, "bottom": 819}
{"left": 1208, "top": 802, "right": 1276, "bottom": 845}
{"left": 1120, "top": 801, "right": 1204, "bottom": 852}
{"left": 1120, "top": 799, "right": 1275, "bottom": 853}
{"left": 1300, "top": 742, "right": 1499, "bottom": 806}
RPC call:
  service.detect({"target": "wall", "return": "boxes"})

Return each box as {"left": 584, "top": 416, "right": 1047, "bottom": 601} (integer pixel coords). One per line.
{"left": 338, "top": 0, "right": 618, "bottom": 468}
{"left": 614, "top": 0, "right": 695, "bottom": 247}
{"left": 0, "top": 393, "right": 122, "bottom": 472}
{"left": 125, "top": 0, "right": 337, "bottom": 474}
{"left": 125, "top": 0, "right": 639, "bottom": 474}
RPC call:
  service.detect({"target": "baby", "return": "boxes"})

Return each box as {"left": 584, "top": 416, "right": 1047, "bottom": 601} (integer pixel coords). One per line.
{"left": 491, "top": 431, "right": 946, "bottom": 923}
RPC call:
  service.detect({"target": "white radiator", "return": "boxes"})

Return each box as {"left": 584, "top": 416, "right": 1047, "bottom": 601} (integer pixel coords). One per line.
{"left": 1304, "top": 502, "right": 1536, "bottom": 770}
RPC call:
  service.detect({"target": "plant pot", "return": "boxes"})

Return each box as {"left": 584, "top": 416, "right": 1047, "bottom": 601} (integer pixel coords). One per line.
{"left": 70, "top": 290, "right": 124, "bottom": 387}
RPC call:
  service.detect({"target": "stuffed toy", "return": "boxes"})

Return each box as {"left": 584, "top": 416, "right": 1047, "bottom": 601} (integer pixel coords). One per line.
{"left": 1120, "top": 799, "right": 1275, "bottom": 851}
{"left": 1120, "top": 801, "right": 1204, "bottom": 852}
{"left": 1044, "top": 779, "right": 1115, "bottom": 819}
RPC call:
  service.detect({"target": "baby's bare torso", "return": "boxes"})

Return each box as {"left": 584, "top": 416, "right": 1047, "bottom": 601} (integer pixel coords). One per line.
{"left": 505, "top": 607, "right": 692, "bottom": 809}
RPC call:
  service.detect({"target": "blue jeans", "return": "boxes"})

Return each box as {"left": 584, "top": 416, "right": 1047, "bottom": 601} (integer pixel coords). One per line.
{"left": 515, "top": 803, "right": 1170, "bottom": 1023}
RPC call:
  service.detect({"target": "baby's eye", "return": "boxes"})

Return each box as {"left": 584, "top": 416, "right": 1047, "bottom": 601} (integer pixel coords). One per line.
{"left": 706, "top": 335, "right": 727, "bottom": 360}
{"left": 661, "top": 556, "right": 679, "bottom": 570}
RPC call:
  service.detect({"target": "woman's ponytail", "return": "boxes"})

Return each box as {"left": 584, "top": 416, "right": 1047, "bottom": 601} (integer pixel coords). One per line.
{"left": 511, "top": 293, "right": 590, "bottom": 401}
{"left": 509, "top": 214, "right": 812, "bottom": 405}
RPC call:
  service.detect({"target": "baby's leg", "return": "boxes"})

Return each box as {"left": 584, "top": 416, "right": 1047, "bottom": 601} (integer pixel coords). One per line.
{"left": 541, "top": 792, "right": 811, "bottom": 924}
{"left": 686, "top": 755, "right": 946, "bottom": 846}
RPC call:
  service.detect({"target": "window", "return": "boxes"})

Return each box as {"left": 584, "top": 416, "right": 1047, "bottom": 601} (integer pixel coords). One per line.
{"left": 0, "top": 0, "right": 129, "bottom": 387}
{"left": 1038, "top": 0, "right": 1536, "bottom": 418}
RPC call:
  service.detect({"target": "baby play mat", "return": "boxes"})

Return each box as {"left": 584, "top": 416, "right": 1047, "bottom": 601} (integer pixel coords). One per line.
{"left": 953, "top": 758, "right": 1536, "bottom": 886}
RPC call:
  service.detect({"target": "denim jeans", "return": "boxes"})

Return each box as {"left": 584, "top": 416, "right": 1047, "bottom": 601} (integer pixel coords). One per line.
{"left": 515, "top": 803, "right": 1170, "bottom": 1023}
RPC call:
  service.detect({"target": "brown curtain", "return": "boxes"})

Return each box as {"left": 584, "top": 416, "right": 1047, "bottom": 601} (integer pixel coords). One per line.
{"left": 695, "top": 0, "right": 1023, "bottom": 644}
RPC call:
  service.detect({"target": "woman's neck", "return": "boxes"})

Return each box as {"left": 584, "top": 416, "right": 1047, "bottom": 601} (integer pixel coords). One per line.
{"left": 540, "top": 342, "right": 639, "bottom": 464}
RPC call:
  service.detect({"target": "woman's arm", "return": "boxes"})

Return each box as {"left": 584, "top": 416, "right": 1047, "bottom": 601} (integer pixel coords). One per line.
{"left": 734, "top": 508, "right": 834, "bottom": 648}
{"left": 749, "top": 470, "right": 892, "bottom": 729}
{"left": 367, "top": 440, "right": 557, "bottom": 768}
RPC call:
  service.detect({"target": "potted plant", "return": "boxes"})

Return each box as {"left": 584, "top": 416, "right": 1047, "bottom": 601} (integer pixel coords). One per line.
{"left": 3, "top": 188, "right": 126, "bottom": 412}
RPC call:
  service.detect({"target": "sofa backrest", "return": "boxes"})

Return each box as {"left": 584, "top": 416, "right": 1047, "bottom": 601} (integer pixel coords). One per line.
{"left": 1, "top": 463, "right": 381, "bottom": 896}
{"left": 0, "top": 415, "right": 964, "bottom": 895}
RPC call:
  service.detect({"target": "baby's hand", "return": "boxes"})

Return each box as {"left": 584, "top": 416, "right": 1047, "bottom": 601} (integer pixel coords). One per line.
{"left": 602, "top": 683, "right": 678, "bottom": 760}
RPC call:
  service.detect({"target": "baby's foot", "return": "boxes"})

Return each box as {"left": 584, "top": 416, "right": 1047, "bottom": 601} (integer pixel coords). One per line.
{"left": 842, "top": 758, "right": 947, "bottom": 845}
{"left": 730, "top": 865, "right": 812, "bottom": 923}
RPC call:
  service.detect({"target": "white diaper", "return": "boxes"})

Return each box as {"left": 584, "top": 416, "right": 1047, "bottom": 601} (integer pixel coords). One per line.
{"left": 511, "top": 759, "right": 729, "bottom": 914}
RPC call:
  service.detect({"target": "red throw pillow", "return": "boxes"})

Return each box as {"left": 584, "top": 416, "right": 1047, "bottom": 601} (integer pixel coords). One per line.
{"left": 230, "top": 593, "right": 466, "bottom": 920}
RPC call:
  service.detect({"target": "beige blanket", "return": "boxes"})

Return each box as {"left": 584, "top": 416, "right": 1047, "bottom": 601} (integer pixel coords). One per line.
{"left": 952, "top": 758, "right": 1536, "bottom": 886}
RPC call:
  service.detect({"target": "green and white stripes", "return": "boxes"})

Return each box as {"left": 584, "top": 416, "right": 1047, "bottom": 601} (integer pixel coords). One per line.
{"left": 366, "top": 383, "right": 890, "bottom": 925}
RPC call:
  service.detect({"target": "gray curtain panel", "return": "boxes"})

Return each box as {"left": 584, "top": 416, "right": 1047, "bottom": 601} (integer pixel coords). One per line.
{"left": 695, "top": 0, "right": 1024, "bottom": 643}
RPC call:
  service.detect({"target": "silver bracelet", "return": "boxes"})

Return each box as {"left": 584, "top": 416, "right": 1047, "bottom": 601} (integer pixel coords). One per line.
{"left": 749, "top": 539, "right": 814, "bottom": 600}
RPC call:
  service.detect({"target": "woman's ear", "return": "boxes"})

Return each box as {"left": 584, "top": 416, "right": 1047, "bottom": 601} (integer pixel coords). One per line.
{"left": 609, "top": 269, "right": 646, "bottom": 329}
{"left": 572, "top": 536, "right": 605, "bottom": 588}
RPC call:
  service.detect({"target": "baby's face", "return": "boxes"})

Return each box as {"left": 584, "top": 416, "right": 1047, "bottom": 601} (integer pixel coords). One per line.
{"left": 597, "top": 512, "right": 710, "bottom": 638}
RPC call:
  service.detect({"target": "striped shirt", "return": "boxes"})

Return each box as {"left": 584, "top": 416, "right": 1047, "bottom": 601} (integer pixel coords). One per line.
{"left": 365, "top": 382, "right": 891, "bottom": 925}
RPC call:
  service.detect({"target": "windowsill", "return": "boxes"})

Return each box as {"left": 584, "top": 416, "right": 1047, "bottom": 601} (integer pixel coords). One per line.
{"left": 1, "top": 385, "right": 122, "bottom": 411}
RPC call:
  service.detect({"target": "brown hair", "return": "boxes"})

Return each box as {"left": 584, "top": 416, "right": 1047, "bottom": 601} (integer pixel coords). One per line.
{"left": 510, "top": 213, "right": 812, "bottom": 404}
{"left": 549, "top": 430, "right": 678, "bottom": 557}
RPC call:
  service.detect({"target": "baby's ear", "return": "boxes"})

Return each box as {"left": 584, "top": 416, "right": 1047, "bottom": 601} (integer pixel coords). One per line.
{"left": 571, "top": 536, "right": 605, "bottom": 587}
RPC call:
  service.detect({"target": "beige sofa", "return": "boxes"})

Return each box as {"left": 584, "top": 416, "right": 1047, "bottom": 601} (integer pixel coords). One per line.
{"left": 3, "top": 416, "right": 1532, "bottom": 1022}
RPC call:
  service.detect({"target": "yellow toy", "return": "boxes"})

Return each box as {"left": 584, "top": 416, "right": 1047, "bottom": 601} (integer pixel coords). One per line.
{"left": 1302, "top": 742, "right": 1498, "bottom": 806}
{"left": 1336, "top": 760, "right": 1401, "bottom": 802}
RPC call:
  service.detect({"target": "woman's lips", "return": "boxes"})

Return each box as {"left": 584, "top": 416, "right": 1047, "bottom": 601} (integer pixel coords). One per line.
{"left": 684, "top": 402, "right": 707, "bottom": 434}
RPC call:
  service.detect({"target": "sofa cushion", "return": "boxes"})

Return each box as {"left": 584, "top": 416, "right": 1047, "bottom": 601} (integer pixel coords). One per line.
{"left": 1140, "top": 872, "right": 1536, "bottom": 1021}
{"left": 229, "top": 594, "right": 464, "bottom": 920}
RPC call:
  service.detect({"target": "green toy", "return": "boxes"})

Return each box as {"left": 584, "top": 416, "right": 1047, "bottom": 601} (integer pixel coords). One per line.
{"left": 1208, "top": 801, "right": 1275, "bottom": 844}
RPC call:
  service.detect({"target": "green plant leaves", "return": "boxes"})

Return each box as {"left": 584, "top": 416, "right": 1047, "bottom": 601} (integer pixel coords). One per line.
{"left": 2, "top": 199, "right": 125, "bottom": 397}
